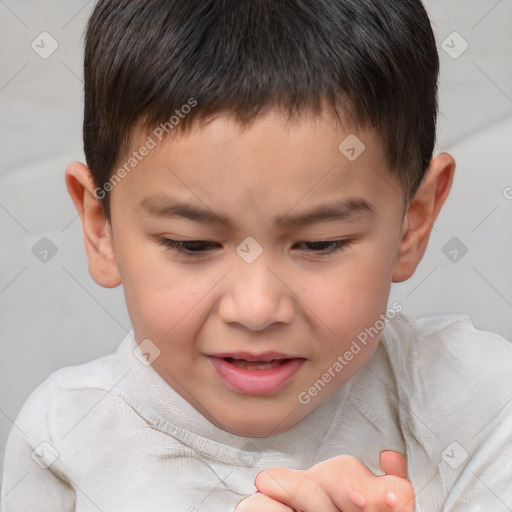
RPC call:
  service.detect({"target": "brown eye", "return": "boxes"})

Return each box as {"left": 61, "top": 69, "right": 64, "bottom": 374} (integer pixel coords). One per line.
{"left": 158, "top": 238, "right": 218, "bottom": 256}
{"left": 295, "top": 240, "right": 353, "bottom": 254}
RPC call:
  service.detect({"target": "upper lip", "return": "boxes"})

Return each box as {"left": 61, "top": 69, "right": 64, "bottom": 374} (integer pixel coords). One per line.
{"left": 209, "top": 351, "right": 301, "bottom": 362}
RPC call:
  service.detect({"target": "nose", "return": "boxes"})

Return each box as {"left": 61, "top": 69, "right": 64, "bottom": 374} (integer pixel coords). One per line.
{"left": 218, "top": 256, "right": 295, "bottom": 331}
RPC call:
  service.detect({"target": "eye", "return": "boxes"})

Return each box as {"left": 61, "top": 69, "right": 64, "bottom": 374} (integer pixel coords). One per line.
{"left": 157, "top": 238, "right": 353, "bottom": 258}
{"left": 157, "top": 238, "right": 218, "bottom": 257}
{"left": 294, "top": 240, "right": 353, "bottom": 254}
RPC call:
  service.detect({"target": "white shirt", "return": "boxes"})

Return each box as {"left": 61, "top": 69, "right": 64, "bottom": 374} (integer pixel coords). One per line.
{"left": 1, "top": 312, "right": 512, "bottom": 511}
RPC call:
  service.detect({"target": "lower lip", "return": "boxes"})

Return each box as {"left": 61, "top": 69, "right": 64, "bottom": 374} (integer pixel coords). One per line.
{"left": 208, "top": 357, "right": 305, "bottom": 394}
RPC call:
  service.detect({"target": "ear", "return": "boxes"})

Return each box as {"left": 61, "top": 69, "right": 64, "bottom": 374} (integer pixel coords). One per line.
{"left": 64, "top": 161, "right": 122, "bottom": 288}
{"left": 392, "top": 153, "right": 456, "bottom": 283}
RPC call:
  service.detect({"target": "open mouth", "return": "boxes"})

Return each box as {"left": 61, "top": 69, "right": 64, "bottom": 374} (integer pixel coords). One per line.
{"left": 222, "top": 357, "right": 290, "bottom": 370}
{"left": 209, "top": 355, "right": 305, "bottom": 394}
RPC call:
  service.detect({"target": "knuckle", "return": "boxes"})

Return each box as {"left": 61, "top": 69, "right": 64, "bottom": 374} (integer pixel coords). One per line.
{"left": 301, "top": 477, "right": 322, "bottom": 498}
{"left": 338, "top": 454, "right": 368, "bottom": 474}
{"left": 380, "top": 475, "right": 415, "bottom": 507}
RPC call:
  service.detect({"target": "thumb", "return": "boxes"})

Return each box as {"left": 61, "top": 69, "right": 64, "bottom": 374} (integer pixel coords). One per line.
{"left": 380, "top": 450, "right": 407, "bottom": 478}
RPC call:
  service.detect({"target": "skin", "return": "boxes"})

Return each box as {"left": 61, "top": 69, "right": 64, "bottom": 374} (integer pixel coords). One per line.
{"left": 237, "top": 451, "right": 414, "bottom": 512}
{"left": 65, "top": 107, "right": 455, "bottom": 438}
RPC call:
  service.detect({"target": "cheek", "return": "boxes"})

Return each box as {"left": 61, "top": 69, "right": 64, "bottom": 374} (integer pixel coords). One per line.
{"left": 130, "top": 282, "right": 203, "bottom": 342}
{"left": 304, "top": 250, "right": 393, "bottom": 346}
{"left": 123, "top": 267, "right": 207, "bottom": 377}
{"left": 116, "top": 242, "right": 205, "bottom": 339}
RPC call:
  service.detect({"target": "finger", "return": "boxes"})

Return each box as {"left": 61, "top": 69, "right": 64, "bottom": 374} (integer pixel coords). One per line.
{"left": 377, "top": 474, "right": 416, "bottom": 512}
{"left": 255, "top": 468, "right": 340, "bottom": 512}
{"left": 308, "top": 455, "right": 390, "bottom": 512}
{"left": 234, "top": 491, "right": 296, "bottom": 512}
{"left": 312, "top": 455, "right": 411, "bottom": 512}
{"left": 380, "top": 450, "right": 407, "bottom": 478}
{"left": 347, "top": 487, "right": 367, "bottom": 508}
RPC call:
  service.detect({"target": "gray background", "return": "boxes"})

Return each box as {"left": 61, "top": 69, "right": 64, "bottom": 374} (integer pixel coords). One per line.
{"left": 1, "top": 0, "right": 511, "bottom": 489}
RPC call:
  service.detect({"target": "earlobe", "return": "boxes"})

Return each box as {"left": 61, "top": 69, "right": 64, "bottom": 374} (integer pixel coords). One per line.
{"left": 64, "top": 161, "right": 122, "bottom": 288}
{"left": 392, "top": 153, "right": 456, "bottom": 283}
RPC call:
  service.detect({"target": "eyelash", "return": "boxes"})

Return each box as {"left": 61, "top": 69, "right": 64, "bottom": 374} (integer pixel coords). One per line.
{"left": 157, "top": 238, "right": 353, "bottom": 257}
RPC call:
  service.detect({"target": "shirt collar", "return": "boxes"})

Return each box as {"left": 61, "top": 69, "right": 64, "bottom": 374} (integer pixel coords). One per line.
{"left": 113, "top": 329, "right": 380, "bottom": 465}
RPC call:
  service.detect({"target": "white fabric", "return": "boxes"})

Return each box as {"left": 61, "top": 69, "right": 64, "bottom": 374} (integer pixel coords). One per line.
{"left": 1, "top": 311, "right": 512, "bottom": 512}
{"left": 1, "top": 0, "right": 512, "bottom": 490}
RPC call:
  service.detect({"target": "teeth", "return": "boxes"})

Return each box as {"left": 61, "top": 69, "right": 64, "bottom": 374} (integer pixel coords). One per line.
{"left": 228, "top": 359, "right": 286, "bottom": 370}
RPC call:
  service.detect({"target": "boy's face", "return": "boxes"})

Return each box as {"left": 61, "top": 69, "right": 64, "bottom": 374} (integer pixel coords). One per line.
{"left": 99, "top": 108, "right": 408, "bottom": 437}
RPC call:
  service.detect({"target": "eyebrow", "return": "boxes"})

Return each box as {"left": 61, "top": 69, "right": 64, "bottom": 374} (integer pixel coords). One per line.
{"left": 139, "top": 194, "right": 374, "bottom": 231}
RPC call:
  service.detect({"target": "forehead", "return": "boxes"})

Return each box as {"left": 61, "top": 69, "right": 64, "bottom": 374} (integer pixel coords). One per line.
{"left": 114, "top": 109, "right": 403, "bottom": 226}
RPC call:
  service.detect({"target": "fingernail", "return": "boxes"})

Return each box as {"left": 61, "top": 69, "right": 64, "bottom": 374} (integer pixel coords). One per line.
{"left": 386, "top": 491, "right": 398, "bottom": 507}
{"left": 348, "top": 488, "right": 367, "bottom": 508}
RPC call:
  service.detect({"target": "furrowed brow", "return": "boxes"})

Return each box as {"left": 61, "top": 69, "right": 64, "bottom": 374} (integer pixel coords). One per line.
{"left": 273, "top": 198, "right": 374, "bottom": 229}
{"left": 139, "top": 195, "right": 231, "bottom": 227}
{"left": 139, "top": 194, "right": 374, "bottom": 231}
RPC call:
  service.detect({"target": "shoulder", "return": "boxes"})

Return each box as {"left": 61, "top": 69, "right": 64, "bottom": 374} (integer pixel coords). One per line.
{"left": 381, "top": 310, "right": 512, "bottom": 437}
{"left": 30, "top": 345, "right": 119, "bottom": 398}
{"left": 10, "top": 347, "right": 122, "bottom": 449}
{"left": 382, "top": 310, "right": 512, "bottom": 375}
{"left": 380, "top": 312, "right": 512, "bottom": 505}
{"left": 2, "top": 347, "right": 124, "bottom": 489}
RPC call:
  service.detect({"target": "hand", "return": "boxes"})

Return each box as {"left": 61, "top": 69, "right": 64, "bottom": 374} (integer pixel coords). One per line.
{"left": 305, "top": 451, "right": 414, "bottom": 511}
{"left": 234, "top": 451, "right": 414, "bottom": 512}
{"left": 234, "top": 490, "right": 301, "bottom": 512}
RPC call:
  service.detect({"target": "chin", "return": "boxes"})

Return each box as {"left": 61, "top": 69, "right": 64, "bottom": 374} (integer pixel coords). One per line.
{"left": 220, "top": 420, "right": 288, "bottom": 438}
{"left": 208, "top": 402, "right": 301, "bottom": 438}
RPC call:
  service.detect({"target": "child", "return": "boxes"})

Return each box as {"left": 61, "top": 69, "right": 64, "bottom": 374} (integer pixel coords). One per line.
{"left": 2, "top": 0, "right": 512, "bottom": 510}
